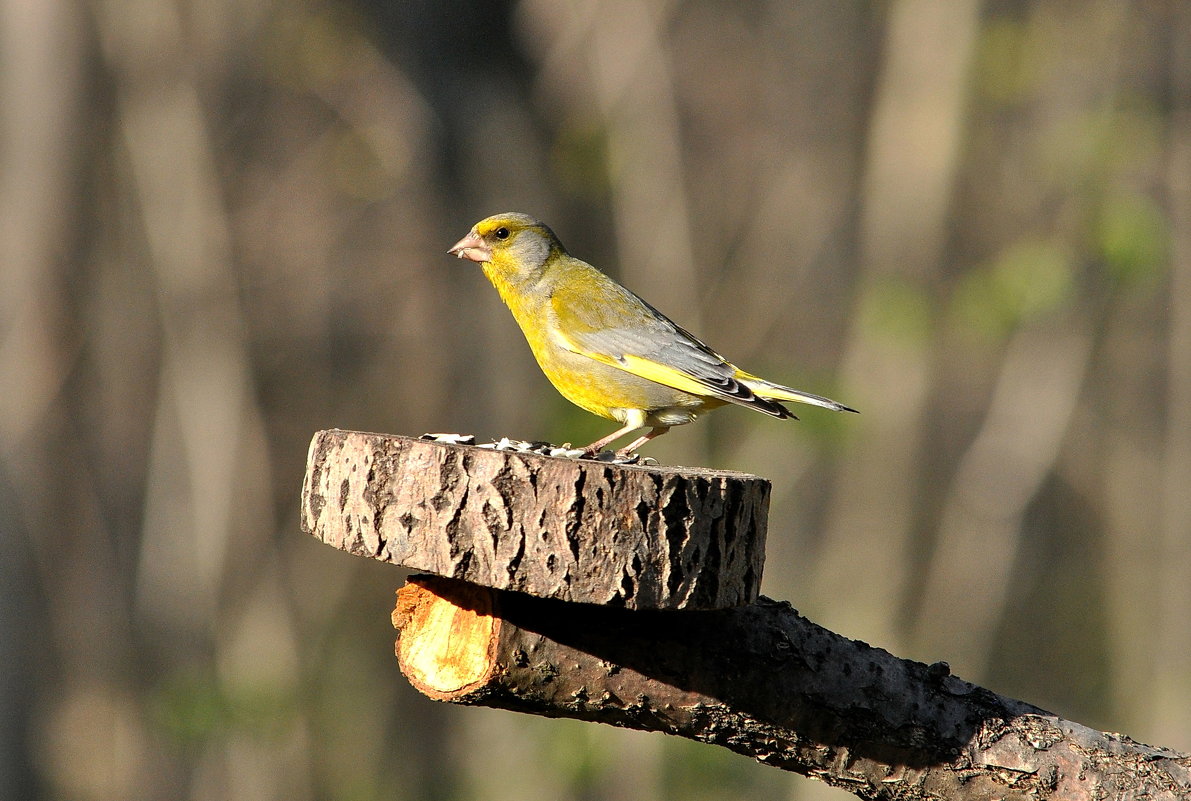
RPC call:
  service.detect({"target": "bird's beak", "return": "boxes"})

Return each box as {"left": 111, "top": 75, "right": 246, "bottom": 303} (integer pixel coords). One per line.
{"left": 447, "top": 231, "right": 491, "bottom": 263}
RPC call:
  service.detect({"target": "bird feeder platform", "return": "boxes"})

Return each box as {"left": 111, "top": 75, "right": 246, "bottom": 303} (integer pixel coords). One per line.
{"left": 300, "top": 429, "right": 769, "bottom": 611}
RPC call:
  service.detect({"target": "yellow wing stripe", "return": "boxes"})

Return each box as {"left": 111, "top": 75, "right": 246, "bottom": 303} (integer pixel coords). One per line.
{"left": 617, "top": 354, "right": 718, "bottom": 396}
{"left": 553, "top": 328, "right": 712, "bottom": 395}
{"left": 553, "top": 327, "right": 816, "bottom": 417}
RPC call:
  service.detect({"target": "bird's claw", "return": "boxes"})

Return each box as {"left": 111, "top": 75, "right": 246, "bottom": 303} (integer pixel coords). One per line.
{"left": 419, "top": 433, "right": 654, "bottom": 464}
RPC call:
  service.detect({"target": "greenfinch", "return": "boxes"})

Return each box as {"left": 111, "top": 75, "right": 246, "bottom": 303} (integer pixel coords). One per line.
{"left": 448, "top": 212, "right": 857, "bottom": 456}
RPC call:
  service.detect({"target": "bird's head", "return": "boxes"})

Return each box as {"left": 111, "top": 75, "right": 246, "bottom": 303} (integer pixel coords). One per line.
{"left": 447, "top": 213, "right": 563, "bottom": 282}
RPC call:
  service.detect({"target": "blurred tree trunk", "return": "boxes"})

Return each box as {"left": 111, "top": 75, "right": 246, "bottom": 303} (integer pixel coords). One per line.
{"left": 1152, "top": 0, "right": 1191, "bottom": 748}
{"left": 0, "top": 0, "right": 87, "bottom": 799}
{"left": 812, "top": 0, "right": 981, "bottom": 651}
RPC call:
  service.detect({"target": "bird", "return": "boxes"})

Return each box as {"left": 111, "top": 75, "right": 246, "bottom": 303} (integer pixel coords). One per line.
{"left": 448, "top": 212, "right": 857, "bottom": 457}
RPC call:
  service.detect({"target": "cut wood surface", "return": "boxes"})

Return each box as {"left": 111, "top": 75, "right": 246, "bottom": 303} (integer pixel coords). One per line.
{"left": 301, "top": 429, "right": 769, "bottom": 609}
{"left": 393, "top": 574, "right": 1191, "bottom": 801}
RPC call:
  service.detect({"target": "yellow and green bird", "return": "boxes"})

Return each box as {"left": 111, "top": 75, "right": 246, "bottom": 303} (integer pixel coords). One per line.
{"left": 449, "top": 212, "right": 856, "bottom": 456}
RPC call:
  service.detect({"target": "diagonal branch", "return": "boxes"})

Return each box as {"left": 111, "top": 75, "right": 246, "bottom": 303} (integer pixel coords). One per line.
{"left": 395, "top": 575, "right": 1191, "bottom": 801}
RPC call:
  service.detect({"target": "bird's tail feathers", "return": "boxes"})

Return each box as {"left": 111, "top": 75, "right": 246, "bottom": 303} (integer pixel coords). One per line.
{"left": 740, "top": 375, "right": 858, "bottom": 414}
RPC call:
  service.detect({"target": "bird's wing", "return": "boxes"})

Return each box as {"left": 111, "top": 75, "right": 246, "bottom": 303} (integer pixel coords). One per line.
{"left": 549, "top": 275, "right": 791, "bottom": 417}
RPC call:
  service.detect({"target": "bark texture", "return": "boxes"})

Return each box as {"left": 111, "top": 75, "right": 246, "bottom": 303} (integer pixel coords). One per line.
{"left": 301, "top": 429, "right": 769, "bottom": 609}
{"left": 393, "top": 575, "right": 1191, "bottom": 801}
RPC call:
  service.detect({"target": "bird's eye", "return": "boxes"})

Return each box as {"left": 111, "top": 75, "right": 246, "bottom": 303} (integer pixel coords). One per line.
{"left": 494, "top": 227, "right": 510, "bottom": 240}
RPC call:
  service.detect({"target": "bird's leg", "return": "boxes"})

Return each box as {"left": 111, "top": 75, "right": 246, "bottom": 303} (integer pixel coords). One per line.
{"left": 580, "top": 422, "right": 644, "bottom": 456}
{"left": 614, "top": 426, "right": 670, "bottom": 458}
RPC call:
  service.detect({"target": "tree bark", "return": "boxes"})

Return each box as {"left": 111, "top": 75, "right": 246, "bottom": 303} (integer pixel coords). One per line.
{"left": 393, "top": 575, "right": 1191, "bottom": 801}
{"left": 301, "top": 429, "right": 768, "bottom": 610}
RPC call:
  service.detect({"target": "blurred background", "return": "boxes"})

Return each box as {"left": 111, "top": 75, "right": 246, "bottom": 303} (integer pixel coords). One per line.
{"left": 2, "top": 0, "right": 1189, "bottom": 799}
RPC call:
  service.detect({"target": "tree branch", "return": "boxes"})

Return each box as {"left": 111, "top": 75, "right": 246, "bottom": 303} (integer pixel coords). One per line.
{"left": 393, "top": 575, "right": 1191, "bottom": 800}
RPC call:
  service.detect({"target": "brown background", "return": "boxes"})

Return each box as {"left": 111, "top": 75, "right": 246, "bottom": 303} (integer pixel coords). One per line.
{"left": 3, "top": 1, "right": 1188, "bottom": 800}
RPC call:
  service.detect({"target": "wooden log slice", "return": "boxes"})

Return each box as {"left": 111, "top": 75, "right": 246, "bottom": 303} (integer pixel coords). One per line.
{"left": 301, "top": 429, "right": 769, "bottom": 610}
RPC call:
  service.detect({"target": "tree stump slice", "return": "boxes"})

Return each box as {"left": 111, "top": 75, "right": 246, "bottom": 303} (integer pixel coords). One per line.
{"left": 301, "top": 429, "right": 769, "bottom": 610}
